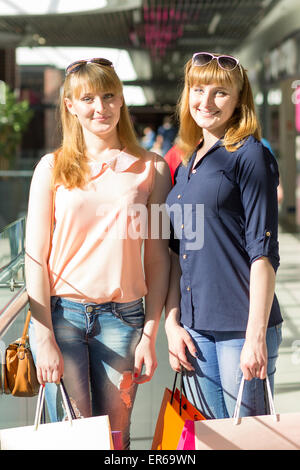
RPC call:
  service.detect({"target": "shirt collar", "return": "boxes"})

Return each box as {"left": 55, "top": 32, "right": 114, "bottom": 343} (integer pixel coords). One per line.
{"left": 189, "top": 138, "right": 223, "bottom": 170}
{"left": 89, "top": 149, "right": 140, "bottom": 179}
{"left": 110, "top": 150, "right": 140, "bottom": 173}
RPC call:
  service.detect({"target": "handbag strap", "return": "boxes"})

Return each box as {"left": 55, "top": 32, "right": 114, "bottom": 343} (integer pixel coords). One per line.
{"left": 233, "top": 376, "right": 277, "bottom": 425}
{"left": 19, "top": 310, "right": 32, "bottom": 345}
{"left": 23, "top": 189, "right": 56, "bottom": 340}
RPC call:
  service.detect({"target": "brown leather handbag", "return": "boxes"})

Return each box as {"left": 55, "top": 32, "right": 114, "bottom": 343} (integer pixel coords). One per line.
{"left": 3, "top": 189, "right": 56, "bottom": 397}
{"left": 4, "top": 310, "right": 39, "bottom": 396}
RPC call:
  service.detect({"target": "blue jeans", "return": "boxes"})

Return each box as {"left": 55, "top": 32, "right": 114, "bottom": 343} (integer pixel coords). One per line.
{"left": 182, "top": 324, "right": 282, "bottom": 419}
{"left": 29, "top": 296, "right": 144, "bottom": 450}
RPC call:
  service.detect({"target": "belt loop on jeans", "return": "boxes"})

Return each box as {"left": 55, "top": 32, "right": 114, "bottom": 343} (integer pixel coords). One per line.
{"left": 111, "top": 302, "right": 117, "bottom": 316}
{"left": 51, "top": 296, "right": 59, "bottom": 310}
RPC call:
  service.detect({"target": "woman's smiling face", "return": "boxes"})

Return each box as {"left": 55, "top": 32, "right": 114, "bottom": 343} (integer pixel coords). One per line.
{"left": 189, "top": 82, "right": 240, "bottom": 138}
{"left": 65, "top": 88, "right": 123, "bottom": 138}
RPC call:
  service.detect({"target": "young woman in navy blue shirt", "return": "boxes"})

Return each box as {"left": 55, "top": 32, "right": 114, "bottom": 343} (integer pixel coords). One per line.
{"left": 165, "top": 53, "right": 282, "bottom": 419}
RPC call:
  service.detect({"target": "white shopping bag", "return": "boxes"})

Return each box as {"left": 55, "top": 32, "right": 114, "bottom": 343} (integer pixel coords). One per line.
{"left": 0, "top": 382, "right": 113, "bottom": 450}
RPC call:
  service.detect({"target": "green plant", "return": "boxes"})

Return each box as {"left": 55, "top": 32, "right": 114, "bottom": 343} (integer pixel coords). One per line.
{"left": 0, "top": 84, "right": 33, "bottom": 164}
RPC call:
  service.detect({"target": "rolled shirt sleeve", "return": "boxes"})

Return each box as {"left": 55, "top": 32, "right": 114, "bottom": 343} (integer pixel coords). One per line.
{"left": 236, "top": 141, "right": 280, "bottom": 272}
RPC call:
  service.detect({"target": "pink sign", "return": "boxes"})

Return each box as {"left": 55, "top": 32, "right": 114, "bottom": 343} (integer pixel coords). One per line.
{"left": 295, "top": 87, "right": 300, "bottom": 132}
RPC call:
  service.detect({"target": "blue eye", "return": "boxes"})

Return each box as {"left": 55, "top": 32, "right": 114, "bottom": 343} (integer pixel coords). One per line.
{"left": 193, "top": 87, "right": 204, "bottom": 94}
{"left": 216, "top": 90, "right": 228, "bottom": 96}
{"left": 81, "top": 95, "right": 94, "bottom": 102}
{"left": 104, "top": 93, "right": 114, "bottom": 99}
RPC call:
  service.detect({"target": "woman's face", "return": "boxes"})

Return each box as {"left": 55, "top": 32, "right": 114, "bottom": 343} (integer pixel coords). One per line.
{"left": 65, "top": 88, "right": 123, "bottom": 138}
{"left": 189, "top": 82, "right": 239, "bottom": 138}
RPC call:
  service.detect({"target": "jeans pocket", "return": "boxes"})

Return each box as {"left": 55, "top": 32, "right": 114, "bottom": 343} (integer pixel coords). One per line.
{"left": 116, "top": 304, "right": 145, "bottom": 329}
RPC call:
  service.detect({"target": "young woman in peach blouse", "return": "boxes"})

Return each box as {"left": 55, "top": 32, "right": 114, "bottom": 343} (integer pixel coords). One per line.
{"left": 25, "top": 58, "right": 171, "bottom": 449}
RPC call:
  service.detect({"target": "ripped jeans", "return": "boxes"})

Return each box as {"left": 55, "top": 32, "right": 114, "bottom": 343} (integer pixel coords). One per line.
{"left": 29, "top": 296, "right": 144, "bottom": 450}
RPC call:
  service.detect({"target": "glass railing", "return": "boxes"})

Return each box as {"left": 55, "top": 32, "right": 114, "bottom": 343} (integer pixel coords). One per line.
{"left": 0, "top": 217, "right": 26, "bottom": 296}
{"left": 0, "top": 217, "right": 37, "bottom": 429}
{"left": 0, "top": 169, "right": 33, "bottom": 231}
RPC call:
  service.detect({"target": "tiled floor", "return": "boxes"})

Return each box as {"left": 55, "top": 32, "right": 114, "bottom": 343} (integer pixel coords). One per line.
{"left": 130, "top": 228, "right": 300, "bottom": 450}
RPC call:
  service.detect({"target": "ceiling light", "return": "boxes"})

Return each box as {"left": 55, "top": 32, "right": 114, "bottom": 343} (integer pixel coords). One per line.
{"left": 208, "top": 13, "right": 222, "bottom": 35}
{"left": 0, "top": 0, "right": 107, "bottom": 15}
{"left": 261, "top": 0, "right": 273, "bottom": 7}
{"left": 16, "top": 47, "right": 137, "bottom": 81}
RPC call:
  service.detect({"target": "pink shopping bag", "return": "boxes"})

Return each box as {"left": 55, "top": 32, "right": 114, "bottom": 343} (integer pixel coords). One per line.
{"left": 176, "top": 420, "right": 195, "bottom": 450}
{"left": 186, "top": 377, "right": 300, "bottom": 450}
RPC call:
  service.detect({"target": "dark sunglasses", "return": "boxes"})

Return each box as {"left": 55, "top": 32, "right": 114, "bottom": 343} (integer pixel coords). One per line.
{"left": 192, "top": 52, "right": 240, "bottom": 72}
{"left": 65, "top": 58, "right": 113, "bottom": 76}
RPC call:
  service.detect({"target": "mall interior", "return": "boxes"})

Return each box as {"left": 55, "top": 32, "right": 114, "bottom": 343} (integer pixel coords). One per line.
{"left": 0, "top": 0, "right": 300, "bottom": 450}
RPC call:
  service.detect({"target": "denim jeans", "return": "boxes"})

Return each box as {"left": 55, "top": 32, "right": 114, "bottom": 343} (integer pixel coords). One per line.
{"left": 29, "top": 296, "right": 144, "bottom": 450}
{"left": 182, "top": 324, "right": 282, "bottom": 419}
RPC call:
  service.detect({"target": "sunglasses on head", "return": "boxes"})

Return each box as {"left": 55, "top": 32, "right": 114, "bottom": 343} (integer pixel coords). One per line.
{"left": 192, "top": 52, "right": 240, "bottom": 72}
{"left": 65, "top": 58, "right": 113, "bottom": 76}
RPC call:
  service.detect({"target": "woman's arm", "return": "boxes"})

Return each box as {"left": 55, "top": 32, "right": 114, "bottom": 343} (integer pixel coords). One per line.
{"left": 237, "top": 143, "right": 280, "bottom": 381}
{"left": 25, "top": 157, "right": 64, "bottom": 384}
{"left": 133, "top": 155, "right": 171, "bottom": 384}
{"left": 164, "top": 250, "right": 197, "bottom": 372}
{"left": 240, "top": 256, "right": 276, "bottom": 380}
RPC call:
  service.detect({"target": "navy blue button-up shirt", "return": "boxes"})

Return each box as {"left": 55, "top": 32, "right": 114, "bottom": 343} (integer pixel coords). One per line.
{"left": 166, "top": 135, "right": 282, "bottom": 331}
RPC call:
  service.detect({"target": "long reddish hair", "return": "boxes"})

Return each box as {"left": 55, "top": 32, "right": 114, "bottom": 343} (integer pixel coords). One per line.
{"left": 177, "top": 54, "right": 261, "bottom": 164}
{"left": 53, "top": 62, "right": 142, "bottom": 189}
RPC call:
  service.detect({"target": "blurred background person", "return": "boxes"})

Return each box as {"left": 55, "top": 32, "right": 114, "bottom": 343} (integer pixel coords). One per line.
{"left": 141, "top": 125, "right": 156, "bottom": 151}
{"left": 157, "top": 115, "right": 177, "bottom": 156}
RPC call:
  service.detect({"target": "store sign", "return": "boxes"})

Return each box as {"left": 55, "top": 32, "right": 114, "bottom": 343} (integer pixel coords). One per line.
{"left": 294, "top": 85, "right": 300, "bottom": 132}
{"left": 264, "top": 38, "right": 298, "bottom": 81}
{"left": 267, "top": 88, "right": 282, "bottom": 105}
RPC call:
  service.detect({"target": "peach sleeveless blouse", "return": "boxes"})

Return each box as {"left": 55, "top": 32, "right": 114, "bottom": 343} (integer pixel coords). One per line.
{"left": 39, "top": 150, "right": 156, "bottom": 304}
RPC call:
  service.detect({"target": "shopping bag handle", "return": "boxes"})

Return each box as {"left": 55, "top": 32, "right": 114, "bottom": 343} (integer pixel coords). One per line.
{"left": 170, "top": 368, "right": 186, "bottom": 416}
{"left": 34, "top": 379, "right": 77, "bottom": 430}
{"left": 171, "top": 367, "right": 186, "bottom": 405}
{"left": 170, "top": 367, "right": 200, "bottom": 416}
{"left": 233, "top": 376, "right": 277, "bottom": 425}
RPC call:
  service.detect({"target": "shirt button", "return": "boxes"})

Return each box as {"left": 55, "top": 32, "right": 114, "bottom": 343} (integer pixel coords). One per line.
{"left": 265, "top": 231, "right": 271, "bottom": 237}
{"left": 186, "top": 286, "right": 191, "bottom": 292}
{"left": 86, "top": 306, "right": 93, "bottom": 313}
{"left": 183, "top": 254, "right": 187, "bottom": 259}
{"left": 192, "top": 169, "right": 197, "bottom": 174}
{"left": 177, "top": 194, "right": 181, "bottom": 199}
{"left": 181, "top": 224, "right": 184, "bottom": 229}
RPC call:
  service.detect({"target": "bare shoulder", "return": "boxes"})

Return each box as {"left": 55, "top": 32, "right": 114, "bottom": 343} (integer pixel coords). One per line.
{"left": 31, "top": 153, "right": 54, "bottom": 191}
{"left": 38, "top": 152, "right": 55, "bottom": 169}
{"left": 139, "top": 150, "right": 171, "bottom": 202}
{"left": 141, "top": 149, "right": 170, "bottom": 174}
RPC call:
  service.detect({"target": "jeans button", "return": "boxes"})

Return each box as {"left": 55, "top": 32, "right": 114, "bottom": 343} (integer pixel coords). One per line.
{"left": 86, "top": 306, "right": 93, "bottom": 313}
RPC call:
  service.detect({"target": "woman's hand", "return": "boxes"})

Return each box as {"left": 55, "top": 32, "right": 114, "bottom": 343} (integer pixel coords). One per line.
{"left": 165, "top": 321, "right": 197, "bottom": 372}
{"left": 240, "top": 257, "right": 275, "bottom": 381}
{"left": 36, "top": 333, "right": 64, "bottom": 385}
{"left": 240, "top": 336, "right": 267, "bottom": 381}
{"left": 133, "top": 334, "right": 157, "bottom": 384}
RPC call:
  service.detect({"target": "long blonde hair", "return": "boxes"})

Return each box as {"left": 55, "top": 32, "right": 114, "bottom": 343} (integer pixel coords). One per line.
{"left": 177, "top": 55, "right": 261, "bottom": 164}
{"left": 53, "top": 62, "right": 142, "bottom": 189}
